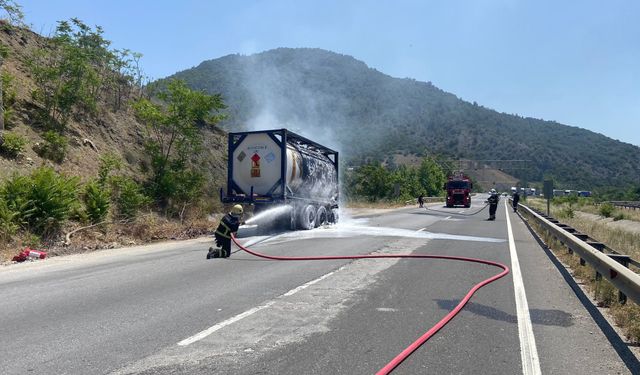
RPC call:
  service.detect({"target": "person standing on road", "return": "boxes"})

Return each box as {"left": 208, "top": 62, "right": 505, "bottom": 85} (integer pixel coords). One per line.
{"left": 486, "top": 189, "right": 499, "bottom": 221}
{"left": 207, "top": 204, "right": 244, "bottom": 259}
{"left": 418, "top": 193, "right": 424, "bottom": 208}
{"left": 512, "top": 190, "right": 520, "bottom": 213}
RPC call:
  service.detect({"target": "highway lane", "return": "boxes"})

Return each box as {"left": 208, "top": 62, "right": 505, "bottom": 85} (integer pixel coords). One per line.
{"left": 0, "top": 195, "right": 635, "bottom": 374}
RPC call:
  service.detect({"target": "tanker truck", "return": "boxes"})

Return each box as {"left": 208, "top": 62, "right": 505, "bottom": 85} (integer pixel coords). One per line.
{"left": 220, "top": 129, "right": 339, "bottom": 230}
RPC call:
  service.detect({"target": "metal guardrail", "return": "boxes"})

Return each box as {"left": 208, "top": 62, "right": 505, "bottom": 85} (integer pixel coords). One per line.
{"left": 610, "top": 201, "right": 640, "bottom": 210}
{"left": 517, "top": 202, "right": 640, "bottom": 305}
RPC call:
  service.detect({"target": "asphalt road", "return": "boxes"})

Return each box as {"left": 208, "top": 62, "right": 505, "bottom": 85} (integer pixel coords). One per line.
{"left": 1, "top": 195, "right": 637, "bottom": 374}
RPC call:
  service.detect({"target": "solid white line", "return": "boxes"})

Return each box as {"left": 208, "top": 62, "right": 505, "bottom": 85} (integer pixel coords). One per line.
{"left": 417, "top": 227, "right": 427, "bottom": 232}
{"left": 505, "top": 203, "right": 541, "bottom": 375}
{"left": 444, "top": 216, "right": 451, "bottom": 220}
{"left": 178, "top": 269, "right": 339, "bottom": 346}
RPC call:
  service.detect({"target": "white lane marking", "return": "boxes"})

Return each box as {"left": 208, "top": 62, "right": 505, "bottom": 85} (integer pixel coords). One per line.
{"left": 376, "top": 307, "right": 398, "bottom": 312}
{"left": 178, "top": 269, "right": 339, "bottom": 346}
{"left": 417, "top": 227, "right": 427, "bottom": 232}
{"left": 444, "top": 216, "right": 451, "bottom": 220}
{"left": 505, "top": 203, "right": 541, "bottom": 375}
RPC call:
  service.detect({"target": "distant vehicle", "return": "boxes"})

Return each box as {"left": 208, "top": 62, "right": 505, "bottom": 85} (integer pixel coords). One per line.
{"left": 444, "top": 173, "right": 472, "bottom": 208}
{"left": 578, "top": 191, "right": 592, "bottom": 197}
{"left": 221, "top": 128, "right": 339, "bottom": 230}
{"left": 553, "top": 189, "right": 566, "bottom": 197}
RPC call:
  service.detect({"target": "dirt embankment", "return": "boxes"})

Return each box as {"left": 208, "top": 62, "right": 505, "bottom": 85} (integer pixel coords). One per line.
{"left": 0, "top": 24, "right": 229, "bottom": 263}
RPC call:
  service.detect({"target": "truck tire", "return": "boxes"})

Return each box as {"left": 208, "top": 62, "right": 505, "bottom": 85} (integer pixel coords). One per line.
{"left": 329, "top": 208, "right": 339, "bottom": 224}
{"left": 315, "top": 206, "right": 327, "bottom": 227}
{"left": 297, "top": 205, "right": 316, "bottom": 230}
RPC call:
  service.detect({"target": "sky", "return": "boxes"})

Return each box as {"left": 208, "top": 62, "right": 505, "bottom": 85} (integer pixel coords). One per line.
{"left": 15, "top": 0, "right": 640, "bottom": 146}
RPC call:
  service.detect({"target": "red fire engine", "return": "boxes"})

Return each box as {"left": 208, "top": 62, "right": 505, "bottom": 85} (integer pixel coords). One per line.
{"left": 444, "top": 173, "right": 472, "bottom": 208}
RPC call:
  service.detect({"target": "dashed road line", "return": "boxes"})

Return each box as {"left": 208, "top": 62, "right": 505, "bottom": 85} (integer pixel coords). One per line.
{"left": 177, "top": 269, "right": 339, "bottom": 346}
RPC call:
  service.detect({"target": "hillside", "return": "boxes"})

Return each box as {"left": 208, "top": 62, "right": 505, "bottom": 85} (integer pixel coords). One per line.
{"left": 163, "top": 48, "right": 640, "bottom": 190}
{"left": 0, "top": 24, "right": 227, "bottom": 191}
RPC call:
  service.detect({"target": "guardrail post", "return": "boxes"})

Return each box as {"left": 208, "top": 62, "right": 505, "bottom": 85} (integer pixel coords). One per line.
{"left": 588, "top": 242, "right": 606, "bottom": 280}
{"left": 574, "top": 233, "right": 589, "bottom": 265}
{"left": 608, "top": 254, "right": 631, "bottom": 304}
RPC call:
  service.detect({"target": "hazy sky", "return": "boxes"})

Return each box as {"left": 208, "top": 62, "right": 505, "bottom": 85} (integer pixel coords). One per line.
{"left": 16, "top": 0, "right": 640, "bottom": 146}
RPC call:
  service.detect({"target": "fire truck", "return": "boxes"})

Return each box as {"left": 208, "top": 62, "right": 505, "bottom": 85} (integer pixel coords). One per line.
{"left": 444, "top": 173, "right": 472, "bottom": 208}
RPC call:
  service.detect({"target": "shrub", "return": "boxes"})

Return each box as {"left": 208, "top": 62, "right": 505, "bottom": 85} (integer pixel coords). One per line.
{"left": 111, "top": 176, "right": 149, "bottom": 219}
{"left": 2, "top": 167, "right": 79, "bottom": 235}
{"left": 613, "top": 212, "right": 626, "bottom": 221}
{"left": 84, "top": 180, "right": 110, "bottom": 224}
{"left": 34, "top": 131, "right": 68, "bottom": 163}
{"left": 97, "top": 152, "right": 122, "bottom": 187}
{"left": 0, "top": 132, "right": 27, "bottom": 158}
{"left": 0, "top": 199, "right": 18, "bottom": 241}
{"left": 599, "top": 203, "right": 614, "bottom": 218}
{"left": 558, "top": 206, "right": 575, "bottom": 219}
{"left": 23, "top": 232, "right": 42, "bottom": 248}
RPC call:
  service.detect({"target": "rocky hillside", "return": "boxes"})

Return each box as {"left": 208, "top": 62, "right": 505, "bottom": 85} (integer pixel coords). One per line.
{"left": 162, "top": 48, "right": 640, "bottom": 191}
{"left": 0, "top": 24, "right": 227, "bottom": 190}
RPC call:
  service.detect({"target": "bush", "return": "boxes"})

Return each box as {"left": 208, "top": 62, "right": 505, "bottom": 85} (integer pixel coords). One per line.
{"left": 0, "top": 199, "right": 18, "bottom": 241}
{"left": 0, "top": 132, "right": 27, "bottom": 158}
{"left": 34, "top": 131, "right": 68, "bottom": 163}
{"left": 1, "top": 167, "right": 79, "bottom": 235}
{"left": 84, "top": 180, "right": 110, "bottom": 224}
{"left": 97, "top": 153, "right": 122, "bottom": 187}
{"left": 599, "top": 203, "right": 614, "bottom": 218}
{"left": 613, "top": 212, "right": 626, "bottom": 221}
{"left": 558, "top": 206, "right": 575, "bottom": 219}
{"left": 111, "top": 177, "right": 149, "bottom": 219}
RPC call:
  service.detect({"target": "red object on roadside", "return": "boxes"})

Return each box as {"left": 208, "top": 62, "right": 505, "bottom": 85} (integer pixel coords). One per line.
{"left": 12, "top": 248, "right": 47, "bottom": 262}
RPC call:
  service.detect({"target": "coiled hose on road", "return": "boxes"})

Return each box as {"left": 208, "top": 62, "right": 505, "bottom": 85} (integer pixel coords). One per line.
{"left": 231, "top": 234, "right": 509, "bottom": 374}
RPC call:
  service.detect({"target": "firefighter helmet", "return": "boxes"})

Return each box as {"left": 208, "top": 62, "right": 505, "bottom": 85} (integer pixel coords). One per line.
{"left": 231, "top": 204, "right": 243, "bottom": 216}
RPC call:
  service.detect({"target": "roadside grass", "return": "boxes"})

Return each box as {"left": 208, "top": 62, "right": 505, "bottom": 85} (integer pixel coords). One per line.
{"left": 525, "top": 209, "right": 640, "bottom": 343}
{"left": 527, "top": 199, "right": 640, "bottom": 262}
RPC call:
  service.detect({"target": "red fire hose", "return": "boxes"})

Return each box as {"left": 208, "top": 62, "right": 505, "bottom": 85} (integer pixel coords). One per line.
{"left": 231, "top": 235, "right": 510, "bottom": 374}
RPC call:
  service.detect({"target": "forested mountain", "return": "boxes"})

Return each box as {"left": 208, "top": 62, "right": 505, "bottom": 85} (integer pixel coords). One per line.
{"left": 162, "top": 48, "right": 640, "bottom": 190}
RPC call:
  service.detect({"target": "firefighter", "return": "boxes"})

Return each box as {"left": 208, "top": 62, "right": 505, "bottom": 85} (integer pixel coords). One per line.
{"left": 512, "top": 190, "right": 520, "bottom": 213}
{"left": 486, "top": 189, "right": 499, "bottom": 221}
{"left": 207, "top": 204, "right": 244, "bottom": 259}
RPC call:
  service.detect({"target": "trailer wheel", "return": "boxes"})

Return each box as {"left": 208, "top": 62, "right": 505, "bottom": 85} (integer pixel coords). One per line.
{"left": 329, "top": 208, "right": 339, "bottom": 224}
{"left": 315, "top": 206, "right": 327, "bottom": 227}
{"left": 297, "top": 205, "right": 316, "bottom": 230}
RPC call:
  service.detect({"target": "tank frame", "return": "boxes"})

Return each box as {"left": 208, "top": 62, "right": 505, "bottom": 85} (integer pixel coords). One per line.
{"left": 221, "top": 128, "right": 339, "bottom": 210}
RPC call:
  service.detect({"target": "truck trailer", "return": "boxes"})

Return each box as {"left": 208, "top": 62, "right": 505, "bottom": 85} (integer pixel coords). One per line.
{"left": 221, "top": 129, "right": 339, "bottom": 230}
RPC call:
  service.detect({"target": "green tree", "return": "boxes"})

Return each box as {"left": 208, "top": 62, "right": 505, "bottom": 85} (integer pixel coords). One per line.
{"left": 390, "top": 165, "right": 421, "bottom": 201}
{"left": 133, "top": 79, "right": 225, "bottom": 211}
{"left": 28, "top": 18, "right": 143, "bottom": 127}
{"left": 417, "top": 157, "right": 446, "bottom": 196}
{"left": 347, "top": 163, "right": 392, "bottom": 201}
{"left": 0, "top": 1, "right": 24, "bottom": 25}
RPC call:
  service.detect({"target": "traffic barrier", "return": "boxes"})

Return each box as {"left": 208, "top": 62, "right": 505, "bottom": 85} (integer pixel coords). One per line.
{"left": 517, "top": 202, "right": 640, "bottom": 305}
